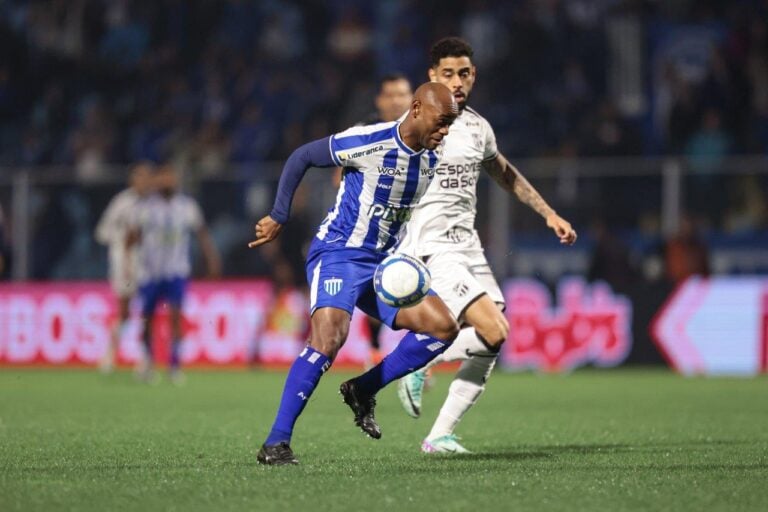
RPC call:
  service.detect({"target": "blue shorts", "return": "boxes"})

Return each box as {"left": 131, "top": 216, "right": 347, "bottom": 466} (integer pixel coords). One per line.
{"left": 306, "top": 239, "right": 435, "bottom": 328}
{"left": 139, "top": 277, "right": 188, "bottom": 317}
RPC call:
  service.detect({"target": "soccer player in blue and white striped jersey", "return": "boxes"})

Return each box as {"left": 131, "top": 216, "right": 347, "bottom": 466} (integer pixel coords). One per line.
{"left": 252, "top": 82, "right": 460, "bottom": 465}
{"left": 129, "top": 165, "right": 221, "bottom": 384}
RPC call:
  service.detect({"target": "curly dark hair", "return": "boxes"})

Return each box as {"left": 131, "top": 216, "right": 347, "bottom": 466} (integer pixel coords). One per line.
{"left": 429, "top": 37, "right": 474, "bottom": 67}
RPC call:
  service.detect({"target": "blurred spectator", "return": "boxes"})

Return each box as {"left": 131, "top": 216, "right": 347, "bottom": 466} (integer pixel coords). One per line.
{"left": 663, "top": 215, "right": 711, "bottom": 283}
{"left": 581, "top": 101, "right": 642, "bottom": 156}
{"left": 326, "top": 8, "right": 373, "bottom": 63}
{"left": 685, "top": 108, "right": 731, "bottom": 170}
{"left": 724, "top": 175, "right": 768, "bottom": 233}
{"left": 587, "top": 219, "right": 639, "bottom": 291}
{"left": 667, "top": 76, "right": 700, "bottom": 154}
{"left": 70, "top": 102, "right": 116, "bottom": 183}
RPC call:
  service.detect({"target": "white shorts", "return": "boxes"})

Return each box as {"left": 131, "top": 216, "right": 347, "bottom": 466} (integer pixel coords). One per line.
{"left": 424, "top": 248, "right": 505, "bottom": 323}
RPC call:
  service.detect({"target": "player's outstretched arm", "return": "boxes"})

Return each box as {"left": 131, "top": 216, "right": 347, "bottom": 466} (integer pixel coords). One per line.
{"left": 482, "top": 153, "right": 577, "bottom": 245}
{"left": 249, "top": 137, "right": 337, "bottom": 248}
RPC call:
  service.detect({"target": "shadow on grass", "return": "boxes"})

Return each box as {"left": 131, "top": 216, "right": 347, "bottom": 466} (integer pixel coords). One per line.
{"left": 429, "top": 451, "right": 553, "bottom": 463}
{"left": 15, "top": 459, "right": 256, "bottom": 474}
{"left": 529, "top": 438, "right": 756, "bottom": 455}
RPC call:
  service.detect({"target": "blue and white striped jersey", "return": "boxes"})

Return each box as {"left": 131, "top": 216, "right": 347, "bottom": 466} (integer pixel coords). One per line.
{"left": 319, "top": 121, "right": 441, "bottom": 252}
{"left": 130, "top": 193, "right": 204, "bottom": 284}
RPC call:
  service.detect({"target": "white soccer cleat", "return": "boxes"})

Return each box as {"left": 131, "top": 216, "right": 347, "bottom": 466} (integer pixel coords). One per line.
{"left": 397, "top": 369, "right": 427, "bottom": 418}
{"left": 421, "top": 435, "right": 471, "bottom": 454}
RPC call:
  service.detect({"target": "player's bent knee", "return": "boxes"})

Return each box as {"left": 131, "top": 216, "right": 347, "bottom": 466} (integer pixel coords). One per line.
{"left": 309, "top": 324, "right": 349, "bottom": 360}
{"left": 433, "top": 316, "right": 460, "bottom": 344}
{"left": 477, "top": 315, "right": 509, "bottom": 348}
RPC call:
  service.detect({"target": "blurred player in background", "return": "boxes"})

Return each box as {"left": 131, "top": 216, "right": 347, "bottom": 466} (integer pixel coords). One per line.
{"left": 130, "top": 164, "right": 221, "bottom": 384}
{"left": 338, "top": 73, "right": 413, "bottom": 368}
{"left": 397, "top": 38, "right": 577, "bottom": 454}
{"left": 94, "top": 162, "right": 153, "bottom": 373}
{"left": 251, "top": 82, "right": 460, "bottom": 465}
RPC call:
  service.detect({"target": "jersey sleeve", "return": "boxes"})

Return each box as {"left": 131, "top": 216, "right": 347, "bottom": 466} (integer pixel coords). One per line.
{"left": 329, "top": 124, "right": 393, "bottom": 168}
{"left": 95, "top": 193, "right": 131, "bottom": 245}
{"left": 482, "top": 120, "right": 498, "bottom": 162}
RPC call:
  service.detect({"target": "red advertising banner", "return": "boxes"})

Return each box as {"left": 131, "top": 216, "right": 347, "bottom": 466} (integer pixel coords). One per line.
{"left": 0, "top": 281, "right": 380, "bottom": 367}
{"left": 0, "top": 278, "right": 634, "bottom": 372}
{"left": 502, "top": 278, "right": 632, "bottom": 372}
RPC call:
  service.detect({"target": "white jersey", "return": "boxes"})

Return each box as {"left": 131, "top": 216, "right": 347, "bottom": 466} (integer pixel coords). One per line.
{"left": 131, "top": 193, "right": 204, "bottom": 284}
{"left": 398, "top": 107, "right": 497, "bottom": 256}
{"left": 95, "top": 188, "right": 141, "bottom": 286}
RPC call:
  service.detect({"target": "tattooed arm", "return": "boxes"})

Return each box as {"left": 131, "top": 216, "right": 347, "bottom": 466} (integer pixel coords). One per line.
{"left": 482, "top": 153, "right": 577, "bottom": 245}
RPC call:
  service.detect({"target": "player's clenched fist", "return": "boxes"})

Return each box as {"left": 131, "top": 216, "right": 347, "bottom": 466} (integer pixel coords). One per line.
{"left": 248, "top": 215, "right": 283, "bottom": 248}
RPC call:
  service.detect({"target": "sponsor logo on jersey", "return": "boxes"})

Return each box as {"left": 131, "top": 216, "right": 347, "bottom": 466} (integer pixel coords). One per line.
{"left": 377, "top": 166, "right": 405, "bottom": 176}
{"left": 338, "top": 145, "right": 384, "bottom": 162}
{"left": 436, "top": 161, "right": 481, "bottom": 189}
{"left": 367, "top": 203, "right": 412, "bottom": 222}
{"left": 324, "top": 277, "right": 343, "bottom": 296}
{"left": 445, "top": 228, "right": 473, "bottom": 243}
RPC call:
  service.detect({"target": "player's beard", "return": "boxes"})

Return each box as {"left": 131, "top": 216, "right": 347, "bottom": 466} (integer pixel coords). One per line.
{"left": 455, "top": 94, "right": 468, "bottom": 111}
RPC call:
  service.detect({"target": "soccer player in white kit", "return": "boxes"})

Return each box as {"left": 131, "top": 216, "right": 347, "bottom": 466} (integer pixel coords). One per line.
{"left": 397, "top": 38, "right": 577, "bottom": 453}
{"left": 94, "top": 162, "right": 153, "bottom": 373}
{"left": 130, "top": 164, "right": 221, "bottom": 383}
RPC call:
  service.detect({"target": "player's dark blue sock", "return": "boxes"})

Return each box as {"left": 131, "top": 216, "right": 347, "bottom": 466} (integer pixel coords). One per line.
{"left": 170, "top": 339, "right": 181, "bottom": 370}
{"left": 265, "top": 346, "right": 330, "bottom": 445}
{"left": 354, "top": 332, "right": 448, "bottom": 395}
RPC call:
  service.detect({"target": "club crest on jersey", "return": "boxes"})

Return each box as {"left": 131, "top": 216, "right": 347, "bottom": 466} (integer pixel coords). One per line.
{"left": 324, "top": 277, "right": 343, "bottom": 296}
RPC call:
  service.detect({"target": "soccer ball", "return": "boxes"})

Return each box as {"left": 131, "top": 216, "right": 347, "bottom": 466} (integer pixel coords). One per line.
{"left": 374, "top": 254, "right": 431, "bottom": 308}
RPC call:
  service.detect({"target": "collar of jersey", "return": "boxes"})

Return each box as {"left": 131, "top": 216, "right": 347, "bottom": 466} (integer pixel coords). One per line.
{"left": 393, "top": 122, "right": 425, "bottom": 156}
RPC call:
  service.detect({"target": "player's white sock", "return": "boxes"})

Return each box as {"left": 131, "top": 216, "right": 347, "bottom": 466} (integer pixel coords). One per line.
{"left": 425, "top": 327, "right": 494, "bottom": 370}
{"left": 426, "top": 354, "right": 497, "bottom": 440}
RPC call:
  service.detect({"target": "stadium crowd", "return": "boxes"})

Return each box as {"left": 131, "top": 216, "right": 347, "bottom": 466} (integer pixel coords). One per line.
{"left": 1, "top": 0, "right": 767, "bottom": 174}
{"left": 0, "top": 0, "right": 766, "bottom": 282}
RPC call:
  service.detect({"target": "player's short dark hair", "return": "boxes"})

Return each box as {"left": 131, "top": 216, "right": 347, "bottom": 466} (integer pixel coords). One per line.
{"left": 430, "top": 37, "right": 474, "bottom": 67}
{"left": 129, "top": 160, "right": 154, "bottom": 174}
{"left": 379, "top": 72, "right": 410, "bottom": 90}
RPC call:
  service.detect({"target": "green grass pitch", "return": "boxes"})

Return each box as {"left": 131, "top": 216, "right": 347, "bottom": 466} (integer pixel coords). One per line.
{"left": 1, "top": 368, "right": 766, "bottom": 511}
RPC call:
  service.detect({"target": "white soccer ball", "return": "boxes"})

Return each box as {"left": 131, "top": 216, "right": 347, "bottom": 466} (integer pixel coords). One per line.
{"left": 374, "top": 254, "right": 431, "bottom": 308}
